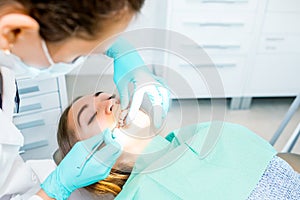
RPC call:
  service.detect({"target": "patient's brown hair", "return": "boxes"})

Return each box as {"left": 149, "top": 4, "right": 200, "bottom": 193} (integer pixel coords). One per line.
{"left": 57, "top": 102, "right": 132, "bottom": 197}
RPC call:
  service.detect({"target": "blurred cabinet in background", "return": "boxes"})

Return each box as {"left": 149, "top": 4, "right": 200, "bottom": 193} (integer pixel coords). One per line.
{"left": 245, "top": 0, "right": 300, "bottom": 97}
{"left": 13, "top": 76, "right": 68, "bottom": 160}
{"left": 165, "top": 0, "right": 258, "bottom": 98}
{"left": 163, "top": 0, "right": 300, "bottom": 107}
{"left": 65, "top": 0, "right": 300, "bottom": 108}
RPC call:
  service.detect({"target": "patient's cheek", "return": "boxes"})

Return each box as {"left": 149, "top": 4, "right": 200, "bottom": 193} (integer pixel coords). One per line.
{"left": 97, "top": 116, "right": 116, "bottom": 130}
{"left": 78, "top": 123, "right": 103, "bottom": 140}
{"left": 76, "top": 117, "right": 116, "bottom": 140}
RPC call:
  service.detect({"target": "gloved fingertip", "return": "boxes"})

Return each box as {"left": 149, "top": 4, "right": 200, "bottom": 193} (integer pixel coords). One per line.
{"left": 118, "top": 87, "right": 130, "bottom": 110}
{"left": 154, "top": 118, "right": 162, "bottom": 130}
{"left": 162, "top": 109, "right": 168, "bottom": 120}
{"left": 125, "top": 115, "right": 133, "bottom": 126}
{"left": 103, "top": 129, "right": 123, "bottom": 151}
{"left": 153, "top": 105, "right": 164, "bottom": 129}
{"left": 93, "top": 146, "right": 121, "bottom": 170}
{"left": 120, "top": 100, "right": 129, "bottom": 110}
{"left": 103, "top": 128, "right": 113, "bottom": 141}
{"left": 98, "top": 143, "right": 122, "bottom": 164}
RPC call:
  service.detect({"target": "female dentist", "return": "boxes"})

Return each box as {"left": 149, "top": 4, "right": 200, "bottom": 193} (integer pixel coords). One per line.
{"left": 0, "top": 0, "right": 169, "bottom": 199}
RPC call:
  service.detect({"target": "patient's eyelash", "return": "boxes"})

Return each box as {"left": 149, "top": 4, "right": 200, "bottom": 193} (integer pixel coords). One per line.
{"left": 88, "top": 112, "right": 97, "bottom": 125}
{"left": 108, "top": 94, "right": 116, "bottom": 100}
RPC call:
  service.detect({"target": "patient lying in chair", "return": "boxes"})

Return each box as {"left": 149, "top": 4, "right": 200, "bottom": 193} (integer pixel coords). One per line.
{"left": 55, "top": 92, "right": 300, "bottom": 200}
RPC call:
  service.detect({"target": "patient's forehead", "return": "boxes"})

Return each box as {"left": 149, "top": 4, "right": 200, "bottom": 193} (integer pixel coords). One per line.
{"left": 66, "top": 93, "right": 117, "bottom": 140}
{"left": 69, "top": 92, "right": 115, "bottom": 117}
{"left": 71, "top": 95, "right": 94, "bottom": 111}
{"left": 67, "top": 95, "right": 95, "bottom": 131}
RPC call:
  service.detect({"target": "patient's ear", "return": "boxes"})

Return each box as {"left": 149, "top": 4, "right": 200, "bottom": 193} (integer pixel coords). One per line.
{"left": 0, "top": 13, "right": 39, "bottom": 50}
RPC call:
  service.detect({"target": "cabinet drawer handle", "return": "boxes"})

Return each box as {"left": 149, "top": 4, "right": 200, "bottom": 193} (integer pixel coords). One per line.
{"left": 18, "top": 86, "right": 40, "bottom": 95}
{"left": 215, "top": 63, "right": 236, "bottom": 68}
{"left": 19, "top": 150, "right": 25, "bottom": 154}
{"left": 15, "top": 119, "right": 45, "bottom": 129}
{"left": 180, "top": 63, "right": 236, "bottom": 68}
{"left": 19, "top": 103, "right": 42, "bottom": 112}
{"left": 181, "top": 44, "right": 241, "bottom": 50}
{"left": 202, "top": 44, "right": 240, "bottom": 49}
{"left": 20, "top": 140, "right": 48, "bottom": 151}
{"left": 201, "top": 0, "right": 248, "bottom": 4}
{"left": 184, "top": 22, "right": 244, "bottom": 28}
{"left": 265, "top": 37, "right": 285, "bottom": 41}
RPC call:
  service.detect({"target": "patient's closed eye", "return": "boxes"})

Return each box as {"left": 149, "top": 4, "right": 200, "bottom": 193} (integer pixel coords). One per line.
{"left": 108, "top": 94, "right": 116, "bottom": 100}
{"left": 88, "top": 112, "right": 97, "bottom": 125}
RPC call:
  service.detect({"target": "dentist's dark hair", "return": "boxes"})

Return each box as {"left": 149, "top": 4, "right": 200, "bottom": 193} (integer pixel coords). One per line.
{"left": 11, "top": 0, "right": 145, "bottom": 42}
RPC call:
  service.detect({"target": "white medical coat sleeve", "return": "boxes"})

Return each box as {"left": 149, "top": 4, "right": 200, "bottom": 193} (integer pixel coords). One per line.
{"left": 10, "top": 195, "right": 43, "bottom": 200}
{"left": 0, "top": 67, "right": 16, "bottom": 120}
{"left": 0, "top": 67, "right": 23, "bottom": 189}
{"left": 0, "top": 155, "right": 40, "bottom": 198}
{"left": 0, "top": 66, "right": 22, "bottom": 146}
{"left": 28, "top": 195, "right": 44, "bottom": 200}
{"left": 0, "top": 111, "right": 24, "bottom": 192}
{"left": 6, "top": 160, "right": 57, "bottom": 200}
{"left": 0, "top": 66, "right": 35, "bottom": 198}
{"left": 0, "top": 144, "right": 19, "bottom": 192}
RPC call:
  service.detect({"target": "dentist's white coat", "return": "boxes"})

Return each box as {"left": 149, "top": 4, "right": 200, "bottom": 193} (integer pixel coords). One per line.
{"left": 0, "top": 68, "right": 95, "bottom": 200}
{"left": 0, "top": 67, "right": 40, "bottom": 200}
{"left": 0, "top": 67, "right": 55, "bottom": 200}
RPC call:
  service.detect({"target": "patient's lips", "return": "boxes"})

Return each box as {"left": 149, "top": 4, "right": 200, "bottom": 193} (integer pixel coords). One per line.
{"left": 110, "top": 97, "right": 129, "bottom": 128}
{"left": 111, "top": 99, "right": 125, "bottom": 128}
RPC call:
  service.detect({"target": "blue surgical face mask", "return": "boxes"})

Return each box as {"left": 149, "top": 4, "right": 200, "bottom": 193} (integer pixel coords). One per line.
{"left": 0, "top": 40, "right": 87, "bottom": 80}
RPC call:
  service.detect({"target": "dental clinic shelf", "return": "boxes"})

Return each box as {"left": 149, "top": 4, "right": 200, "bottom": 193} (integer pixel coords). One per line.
{"left": 13, "top": 76, "right": 68, "bottom": 160}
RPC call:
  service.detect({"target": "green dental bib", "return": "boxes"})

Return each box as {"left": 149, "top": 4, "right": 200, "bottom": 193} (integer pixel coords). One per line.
{"left": 116, "top": 122, "right": 277, "bottom": 200}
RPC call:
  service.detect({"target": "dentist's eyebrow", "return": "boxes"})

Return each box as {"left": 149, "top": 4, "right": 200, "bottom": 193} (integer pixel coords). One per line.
{"left": 77, "top": 104, "right": 88, "bottom": 127}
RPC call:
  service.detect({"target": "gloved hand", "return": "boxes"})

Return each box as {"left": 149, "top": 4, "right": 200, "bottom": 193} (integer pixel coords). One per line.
{"left": 106, "top": 38, "right": 170, "bottom": 128}
{"left": 41, "top": 129, "right": 122, "bottom": 200}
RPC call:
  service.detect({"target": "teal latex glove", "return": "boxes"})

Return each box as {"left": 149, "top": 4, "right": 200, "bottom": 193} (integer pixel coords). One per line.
{"left": 106, "top": 38, "right": 170, "bottom": 128}
{"left": 41, "top": 129, "right": 122, "bottom": 200}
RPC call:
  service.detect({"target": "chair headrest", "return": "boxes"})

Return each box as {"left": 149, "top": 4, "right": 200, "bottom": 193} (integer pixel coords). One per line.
{"left": 53, "top": 149, "right": 63, "bottom": 165}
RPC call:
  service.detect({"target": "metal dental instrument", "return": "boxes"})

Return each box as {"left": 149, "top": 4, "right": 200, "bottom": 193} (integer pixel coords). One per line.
{"left": 77, "top": 111, "right": 127, "bottom": 171}
{"left": 77, "top": 106, "right": 129, "bottom": 171}
{"left": 77, "top": 139, "right": 104, "bottom": 171}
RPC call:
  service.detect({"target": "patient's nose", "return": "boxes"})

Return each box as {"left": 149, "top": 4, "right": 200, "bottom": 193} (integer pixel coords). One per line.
{"left": 105, "top": 98, "right": 120, "bottom": 114}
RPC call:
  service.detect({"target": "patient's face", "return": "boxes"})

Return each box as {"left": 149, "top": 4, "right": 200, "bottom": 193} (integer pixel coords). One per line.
{"left": 68, "top": 92, "right": 120, "bottom": 140}
{"left": 68, "top": 92, "right": 153, "bottom": 158}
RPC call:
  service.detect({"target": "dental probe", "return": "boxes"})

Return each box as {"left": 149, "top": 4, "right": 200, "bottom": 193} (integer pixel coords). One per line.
{"left": 77, "top": 109, "right": 129, "bottom": 171}
{"left": 77, "top": 138, "right": 105, "bottom": 171}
